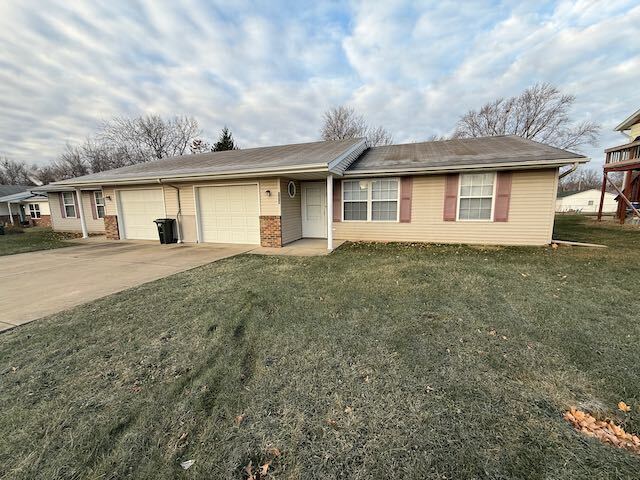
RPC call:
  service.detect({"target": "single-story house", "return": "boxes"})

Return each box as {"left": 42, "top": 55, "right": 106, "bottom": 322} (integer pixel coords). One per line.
{"left": 35, "top": 135, "right": 587, "bottom": 249}
{"left": 0, "top": 185, "right": 50, "bottom": 226}
{"left": 556, "top": 189, "right": 617, "bottom": 213}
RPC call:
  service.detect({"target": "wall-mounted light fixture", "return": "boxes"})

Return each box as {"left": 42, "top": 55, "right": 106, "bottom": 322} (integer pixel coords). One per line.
{"left": 265, "top": 190, "right": 272, "bottom": 196}
{"left": 105, "top": 195, "right": 112, "bottom": 201}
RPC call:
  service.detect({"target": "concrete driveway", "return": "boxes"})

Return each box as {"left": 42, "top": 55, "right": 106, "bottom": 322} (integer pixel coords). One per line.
{"left": 0, "top": 240, "right": 253, "bottom": 332}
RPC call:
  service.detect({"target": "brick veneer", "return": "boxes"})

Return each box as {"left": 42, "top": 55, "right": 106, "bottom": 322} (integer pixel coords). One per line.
{"left": 104, "top": 215, "right": 120, "bottom": 240}
{"left": 32, "top": 215, "right": 51, "bottom": 227}
{"left": 259, "top": 215, "right": 282, "bottom": 247}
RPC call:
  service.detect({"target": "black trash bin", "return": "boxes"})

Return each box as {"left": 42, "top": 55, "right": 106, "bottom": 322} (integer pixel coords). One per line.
{"left": 153, "top": 218, "right": 176, "bottom": 244}
{"left": 0, "top": 224, "right": 4, "bottom": 235}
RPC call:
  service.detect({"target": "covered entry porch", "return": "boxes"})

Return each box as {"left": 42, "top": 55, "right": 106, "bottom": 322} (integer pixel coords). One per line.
{"left": 280, "top": 174, "right": 337, "bottom": 251}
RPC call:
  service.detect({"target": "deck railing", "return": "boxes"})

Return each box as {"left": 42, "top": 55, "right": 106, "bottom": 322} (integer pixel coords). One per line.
{"left": 605, "top": 140, "right": 640, "bottom": 165}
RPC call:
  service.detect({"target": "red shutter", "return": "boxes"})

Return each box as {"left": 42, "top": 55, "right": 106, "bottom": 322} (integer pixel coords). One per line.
{"left": 89, "top": 191, "right": 97, "bottom": 220}
{"left": 494, "top": 172, "right": 512, "bottom": 222}
{"left": 73, "top": 192, "right": 80, "bottom": 218}
{"left": 333, "top": 179, "right": 342, "bottom": 222}
{"left": 58, "top": 193, "right": 66, "bottom": 218}
{"left": 399, "top": 176, "right": 413, "bottom": 223}
{"left": 443, "top": 174, "right": 459, "bottom": 221}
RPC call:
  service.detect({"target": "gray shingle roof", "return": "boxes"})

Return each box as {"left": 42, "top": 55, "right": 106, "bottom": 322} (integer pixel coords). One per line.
{"left": 45, "top": 135, "right": 587, "bottom": 188}
{"left": 53, "top": 138, "right": 364, "bottom": 185}
{"left": 346, "top": 135, "right": 586, "bottom": 173}
{"left": 0, "top": 185, "right": 32, "bottom": 197}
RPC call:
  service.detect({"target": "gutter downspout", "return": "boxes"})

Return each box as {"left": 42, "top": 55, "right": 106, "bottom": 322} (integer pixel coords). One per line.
{"left": 558, "top": 162, "right": 579, "bottom": 180}
{"left": 158, "top": 179, "right": 183, "bottom": 243}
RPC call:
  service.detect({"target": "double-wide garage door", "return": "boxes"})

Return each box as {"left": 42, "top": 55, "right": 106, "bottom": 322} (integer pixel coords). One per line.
{"left": 197, "top": 185, "right": 260, "bottom": 244}
{"left": 118, "top": 189, "right": 165, "bottom": 240}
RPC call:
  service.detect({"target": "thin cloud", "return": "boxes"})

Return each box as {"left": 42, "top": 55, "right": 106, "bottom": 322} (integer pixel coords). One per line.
{"left": 0, "top": 0, "right": 637, "bottom": 166}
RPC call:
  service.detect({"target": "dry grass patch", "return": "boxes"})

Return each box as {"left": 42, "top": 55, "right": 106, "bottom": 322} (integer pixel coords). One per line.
{"left": 0, "top": 216, "right": 639, "bottom": 479}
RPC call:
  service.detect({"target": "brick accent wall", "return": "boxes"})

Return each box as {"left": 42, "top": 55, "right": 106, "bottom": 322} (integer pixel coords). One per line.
{"left": 32, "top": 215, "right": 51, "bottom": 227}
{"left": 259, "top": 215, "right": 282, "bottom": 247}
{"left": 104, "top": 215, "right": 120, "bottom": 240}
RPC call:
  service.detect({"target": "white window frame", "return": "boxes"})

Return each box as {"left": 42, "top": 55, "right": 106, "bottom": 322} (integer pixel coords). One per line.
{"left": 29, "top": 203, "right": 41, "bottom": 219}
{"left": 62, "top": 192, "right": 77, "bottom": 218}
{"left": 94, "top": 191, "right": 106, "bottom": 218}
{"left": 456, "top": 172, "right": 497, "bottom": 222}
{"left": 342, "top": 178, "right": 400, "bottom": 222}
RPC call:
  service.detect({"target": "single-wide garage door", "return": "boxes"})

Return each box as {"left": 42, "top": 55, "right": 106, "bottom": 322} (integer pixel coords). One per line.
{"left": 197, "top": 185, "right": 260, "bottom": 244}
{"left": 118, "top": 189, "right": 165, "bottom": 240}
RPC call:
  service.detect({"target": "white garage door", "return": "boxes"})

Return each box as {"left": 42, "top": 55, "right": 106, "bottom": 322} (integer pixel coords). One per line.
{"left": 197, "top": 185, "right": 260, "bottom": 244}
{"left": 118, "top": 189, "right": 165, "bottom": 240}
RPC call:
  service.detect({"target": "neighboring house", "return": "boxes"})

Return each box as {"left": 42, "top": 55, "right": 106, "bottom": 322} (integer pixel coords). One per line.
{"left": 556, "top": 189, "right": 617, "bottom": 213}
{"left": 599, "top": 107, "right": 640, "bottom": 223}
{"left": 35, "top": 135, "right": 587, "bottom": 248}
{"left": 0, "top": 185, "right": 51, "bottom": 226}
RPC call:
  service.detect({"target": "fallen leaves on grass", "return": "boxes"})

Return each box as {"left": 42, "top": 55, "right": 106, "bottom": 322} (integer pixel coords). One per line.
{"left": 326, "top": 418, "right": 338, "bottom": 429}
{"left": 618, "top": 402, "right": 631, "bottom": 412}
{"left": 235, "top": 414, "right": 246, "bottom": 426}
{"left": 243, "top": 447, "right": 282, "bottom": 479}
{"left": 265, "top": 447, "right": 281, "bottom": 458}
{"left": 564, "top": 407, "right": 640, "bottom": 454}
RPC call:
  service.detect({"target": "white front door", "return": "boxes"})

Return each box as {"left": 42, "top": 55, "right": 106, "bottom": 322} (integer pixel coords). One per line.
{"left": 301, "top": 182, "right": 327, "bottom": 238}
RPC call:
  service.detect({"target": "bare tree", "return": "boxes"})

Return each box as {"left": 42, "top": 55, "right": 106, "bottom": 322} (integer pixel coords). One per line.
{"left": 427, "top": 134, "right": 450, "bottom": 141}
{"left": 453, "top": 83, "right": 600, "bottom": 152}
{"left": 321, "top": 105, "right": 393, "bottom": 147}
{"left": 189, "top": 138, "right": 211, "bottom": 154}
{"left": 100, "top": 114, "right": 201, "bottom": 161}
{"left": 559, "top": 166, "right": 623, "bottom": 193}
{"left": 50, "top": 144, "right": 91, "bottom": 180}
{"left": 33, "top": 164, "right": 61, "bottom": 185}
{"left": 367, "top": 126, "right": 394, "bottom": 148}
{"left": 0, "top": 157, "right": 36, "bottom": 185}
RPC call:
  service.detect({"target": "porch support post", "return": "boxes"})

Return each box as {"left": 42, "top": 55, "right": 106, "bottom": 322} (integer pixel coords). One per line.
{"left": 7, "top": 202, "right": 14, "bottom": 225}
{"left": 597, "top": 171, "right": 607, "bottom": 221}
{"left": 620, "top": 172, "right": 633, "bottom": 224}
{"left": 327, "top": 174, "right": 333, "bottom": 251}
{"left": 76, "top": 188, "right": 89, "bottom": 238}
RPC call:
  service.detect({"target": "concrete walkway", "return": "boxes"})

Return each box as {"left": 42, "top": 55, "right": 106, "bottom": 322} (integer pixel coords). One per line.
{"left": 248, "top": 238, "right": 345, "bottom": 256}
{"left": 0, "top": 240, "right": 253, "bottom": 332}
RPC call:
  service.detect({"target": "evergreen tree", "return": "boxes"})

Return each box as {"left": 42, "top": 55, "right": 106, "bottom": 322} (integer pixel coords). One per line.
{"left": 212, "top": 127, "right": 238, "bottom": 151}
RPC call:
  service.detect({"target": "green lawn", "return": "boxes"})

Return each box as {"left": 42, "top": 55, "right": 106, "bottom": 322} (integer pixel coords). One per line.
{"left": 0, "top": 227, "right": 78, "bottom": 256}
{"left": 1, "top": 216, "right": 639, "bottom": 479}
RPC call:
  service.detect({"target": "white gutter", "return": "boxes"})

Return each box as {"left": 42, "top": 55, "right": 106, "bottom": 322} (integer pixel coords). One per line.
{"left": 47, "top": 163, "right": 331, "bottom": 188}
{"left": 343, "top": 157, "right": 589, "bottom": 177}
{"left": 558, "top": 162, "right": 580, "bottom": 180}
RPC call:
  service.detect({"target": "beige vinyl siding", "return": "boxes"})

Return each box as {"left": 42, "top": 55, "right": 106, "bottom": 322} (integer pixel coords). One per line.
{"left": 280, "top": 179, "right": 302, "bottom": 245}
{"left": 23, "top": 200, "right": 51, "bottom": 215}
{"left": 333, "top": 169, "right": 559, "bottom": 246}
{"left": 49, "top": 192, "right": 105, "bottom": 233}
{"left": 104, "top": 178, "right": 281, "bottom": 243}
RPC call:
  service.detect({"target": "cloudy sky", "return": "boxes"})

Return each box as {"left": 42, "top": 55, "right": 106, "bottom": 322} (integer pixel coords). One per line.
{"left": 0, "top": 0, "right": 638, "bottom": 167}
